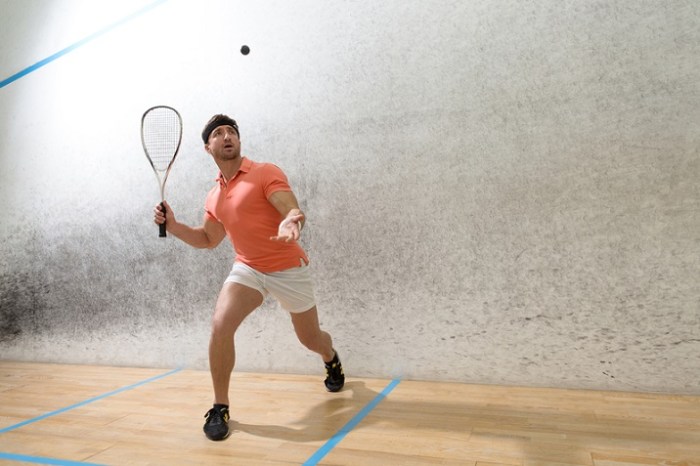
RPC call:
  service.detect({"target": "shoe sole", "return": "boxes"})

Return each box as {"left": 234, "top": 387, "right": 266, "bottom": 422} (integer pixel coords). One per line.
{"left": 325, "top": 381, "right": 345, "bottom": 392}
{"left": 204, "top": 427, "right": 231, "bottom": 441}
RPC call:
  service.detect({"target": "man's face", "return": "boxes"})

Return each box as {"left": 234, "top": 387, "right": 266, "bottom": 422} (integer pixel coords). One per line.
{"left": 206, "top": 125, "right": 240, "bottom": 160}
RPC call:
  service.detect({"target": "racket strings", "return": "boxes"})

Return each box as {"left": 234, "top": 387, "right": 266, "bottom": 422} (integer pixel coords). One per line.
{"left": 142, "top": 109, "right": 182, "bottom": 171}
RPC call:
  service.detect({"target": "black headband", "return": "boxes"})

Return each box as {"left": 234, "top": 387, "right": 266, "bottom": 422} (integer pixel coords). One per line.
{"left": 202, "top": 115, "right": 239, "bottom": 143}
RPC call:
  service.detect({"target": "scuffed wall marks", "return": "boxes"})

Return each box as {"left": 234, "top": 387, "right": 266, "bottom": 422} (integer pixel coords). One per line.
{"left": 0, "top": 225, "right": 49, "bottom": 345}
{"left": 0, "top": 270, "right": 47, "bottom": 343}
{"left": 1, "top": 0, "right": 698, "bottom": 393}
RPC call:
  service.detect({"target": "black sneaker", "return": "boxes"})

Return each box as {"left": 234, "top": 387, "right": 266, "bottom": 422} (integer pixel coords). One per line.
{"left": 203, "top": 405, "right": 230, "bottom": 441}
{"left": 324, "top": 351, "right": 345, "bottom": 392}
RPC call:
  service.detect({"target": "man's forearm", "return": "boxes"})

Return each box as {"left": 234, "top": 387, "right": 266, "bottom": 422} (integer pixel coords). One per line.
{"left": 167, "top": 222, "right": 216, "bottom": 249}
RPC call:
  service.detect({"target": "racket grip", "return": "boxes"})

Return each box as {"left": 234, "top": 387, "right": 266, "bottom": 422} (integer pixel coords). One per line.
{"left": 159, "top": 202, "right": 167, "bottom": 238}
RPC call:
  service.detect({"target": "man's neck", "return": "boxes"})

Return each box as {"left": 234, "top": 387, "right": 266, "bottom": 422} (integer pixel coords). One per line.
{"left": 217, "top": 156, "right": 244, "bottom": 182}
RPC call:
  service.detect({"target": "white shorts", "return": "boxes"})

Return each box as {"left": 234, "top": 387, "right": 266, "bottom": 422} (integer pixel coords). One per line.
{"left": 224, "top": 261, "right": 316, "bottom": 313}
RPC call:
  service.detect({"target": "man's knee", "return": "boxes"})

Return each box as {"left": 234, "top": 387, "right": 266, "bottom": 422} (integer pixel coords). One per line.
{"left": 211, "top": 306, "right": 245, "bottom": 339}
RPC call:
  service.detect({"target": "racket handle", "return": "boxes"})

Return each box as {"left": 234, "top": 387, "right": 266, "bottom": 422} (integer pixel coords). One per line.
{"left": 159, "top": 202, "right": 167, "bottom": 238}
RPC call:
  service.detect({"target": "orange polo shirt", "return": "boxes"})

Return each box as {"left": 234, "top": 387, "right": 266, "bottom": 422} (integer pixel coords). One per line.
{"left": 204, "top": 157, "right": 309, "bottom": 273}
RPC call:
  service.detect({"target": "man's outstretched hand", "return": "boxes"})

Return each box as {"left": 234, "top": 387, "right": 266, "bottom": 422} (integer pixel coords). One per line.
{"left": 270, "top": 213, "right": 304, "bottom": 242}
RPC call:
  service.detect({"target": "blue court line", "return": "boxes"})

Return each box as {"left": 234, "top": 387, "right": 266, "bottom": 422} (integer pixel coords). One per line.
{"left": 0, "top": 452, "right": 104, "bottom": 466}
{"left": 0, "top": 367, "right": 182, "bottom": 435}
{"left": 303, "top": 378, "right": 401, "bottom": 466}
{"left": 0, "top": 0, "right": 169, "bottom": 89}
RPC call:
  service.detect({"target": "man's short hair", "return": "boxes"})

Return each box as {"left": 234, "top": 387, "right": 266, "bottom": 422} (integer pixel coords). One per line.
{"left": 202, "top": 114, "right": 239, "bottom": 143}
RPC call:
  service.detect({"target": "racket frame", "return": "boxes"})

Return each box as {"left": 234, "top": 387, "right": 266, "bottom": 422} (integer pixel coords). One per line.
{"left": 140, "top": 105, "right": 183, "bottom": 237}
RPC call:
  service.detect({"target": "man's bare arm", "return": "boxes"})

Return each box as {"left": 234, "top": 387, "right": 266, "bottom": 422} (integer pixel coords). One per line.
{"left": 268, "top": 191, "right": 305, "bottom": 242}
{"left": 155, "top": 200, "right": 227, "bottom": 249}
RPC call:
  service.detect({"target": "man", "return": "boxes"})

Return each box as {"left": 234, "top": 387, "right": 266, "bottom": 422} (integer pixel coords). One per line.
{"left": 154, "top": 114, "right": 344, "bottom": 441}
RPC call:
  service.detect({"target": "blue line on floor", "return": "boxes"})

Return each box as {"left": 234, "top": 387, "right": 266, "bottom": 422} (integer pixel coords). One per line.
{"left": 0, "top": 367, "right": 182, "bottom": 435}
{"left": 303, "top": 378, "right": 401, "bottom": 466}
{"left": 0, "top": 0, "right": 168, "bottom": 89}
{"left": 0, "top": 452, "right": 104, "bottom": 466}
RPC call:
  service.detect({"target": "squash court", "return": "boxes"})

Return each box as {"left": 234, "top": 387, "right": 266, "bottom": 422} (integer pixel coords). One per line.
{"left": 2, "top": 1, "right": 699, "bottom": 465}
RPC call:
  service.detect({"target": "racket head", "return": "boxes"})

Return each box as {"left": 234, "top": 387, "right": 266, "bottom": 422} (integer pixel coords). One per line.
{"left": 141, "top": 105, "right": 182, "bottom": 238}
{"left": 141, "top": 105, "right": 183, "bottom": 176}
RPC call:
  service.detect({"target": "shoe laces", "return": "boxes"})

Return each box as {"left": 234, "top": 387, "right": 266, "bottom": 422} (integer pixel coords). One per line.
{"left": 205, "top": 407, "right": 229, "bottom": 424}
{"left": 326, "top": 361, "right": 343, "bottom": 379}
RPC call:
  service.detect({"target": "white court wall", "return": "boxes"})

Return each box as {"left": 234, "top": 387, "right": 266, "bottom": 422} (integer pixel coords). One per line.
{"left": 0, "top": 0, "right": 698, "bottom": 394}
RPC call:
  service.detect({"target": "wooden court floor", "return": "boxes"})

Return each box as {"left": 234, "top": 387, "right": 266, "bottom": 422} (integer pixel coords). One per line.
{"left": 0, "top": 362, "right": 698, "bottom": 465}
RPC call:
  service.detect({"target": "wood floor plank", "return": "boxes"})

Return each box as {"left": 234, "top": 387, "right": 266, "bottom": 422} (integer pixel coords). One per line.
{"left": 0, "top": 362, "right": 699, "bottom": 465}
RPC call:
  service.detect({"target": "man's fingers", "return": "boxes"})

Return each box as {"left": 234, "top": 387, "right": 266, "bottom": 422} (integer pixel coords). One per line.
{"left": 154, "top": 206, "right": 165, "bottom": 225}
{"left": 269, "top": 234, "right": 296, "bottom": 242}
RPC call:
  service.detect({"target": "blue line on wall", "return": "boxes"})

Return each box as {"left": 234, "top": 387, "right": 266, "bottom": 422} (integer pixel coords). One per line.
{"left": 0, "top": 0, "right": 168, "bottom": 89}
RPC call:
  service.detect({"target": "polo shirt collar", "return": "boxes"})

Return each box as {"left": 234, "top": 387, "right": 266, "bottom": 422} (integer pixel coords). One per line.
{"left": 216, "top": 157, "right": 252, "bottom": 187}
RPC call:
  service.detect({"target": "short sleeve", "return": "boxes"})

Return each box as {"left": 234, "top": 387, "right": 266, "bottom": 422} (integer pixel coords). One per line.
{"left": 203, "top": 187, "right": 221, "bottom": 223}
{"left": 261, "top": 163, "right": 292, "bottom": 198}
